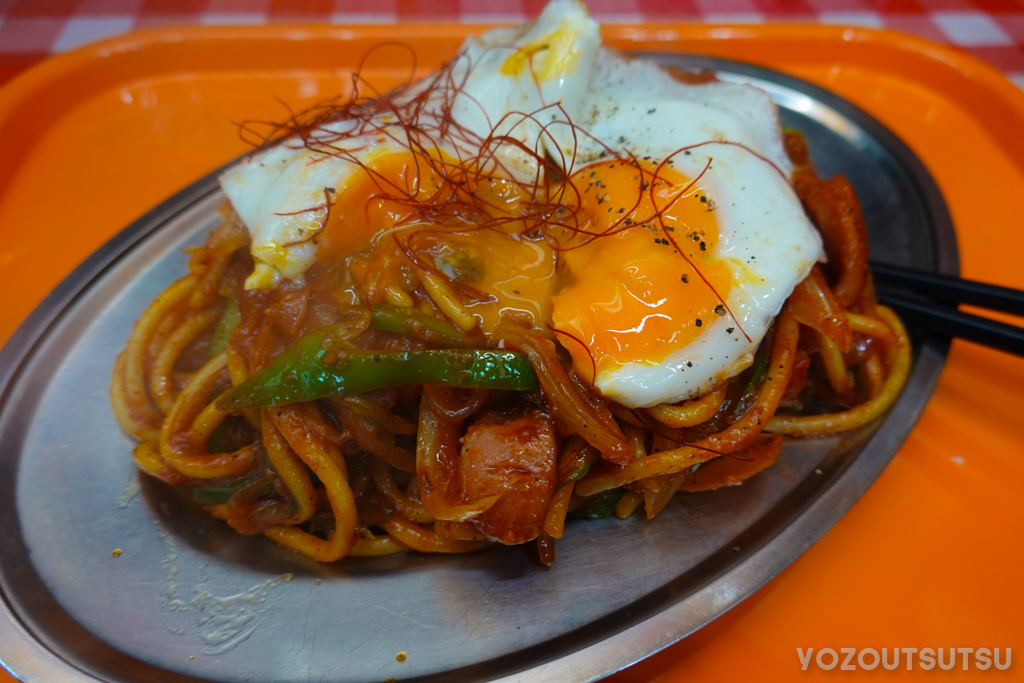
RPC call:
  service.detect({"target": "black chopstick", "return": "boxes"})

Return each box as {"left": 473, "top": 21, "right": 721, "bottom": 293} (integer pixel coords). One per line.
{"left": 871, "top": 262, "right": 1024, "bottom": 316}
{"left": 870, "top": 262, "right": 1024, "bottom": 356}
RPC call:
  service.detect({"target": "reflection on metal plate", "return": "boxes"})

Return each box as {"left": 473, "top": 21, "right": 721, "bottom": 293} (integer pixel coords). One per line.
{"left": 0, "top": 55, "right": 957, "bottom": 683}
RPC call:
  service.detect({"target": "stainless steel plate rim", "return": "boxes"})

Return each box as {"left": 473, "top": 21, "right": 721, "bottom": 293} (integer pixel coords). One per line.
{"left": 0, "top": 53, "right": 957, "bottom": 683}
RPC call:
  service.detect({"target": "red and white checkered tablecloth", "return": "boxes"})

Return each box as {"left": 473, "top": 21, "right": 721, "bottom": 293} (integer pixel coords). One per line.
{"left": 1, "top": 0, "right": 1024, "bottom": 89}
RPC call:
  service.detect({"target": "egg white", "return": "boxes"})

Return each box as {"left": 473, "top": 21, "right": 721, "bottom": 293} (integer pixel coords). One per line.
{"left": 449, "top": 0, "right": 600, "bottom": 182}
{"left": 221, "top": 0, "right": 600, "bottom": 289}
{"left": 584, "top": 144, "right": 821, "bottom": 408}
{"left": 543, "top": 46, "right": 823, "bottom": 408}
{"left": 221, "top": 117, "right": 403, "bottom": 290}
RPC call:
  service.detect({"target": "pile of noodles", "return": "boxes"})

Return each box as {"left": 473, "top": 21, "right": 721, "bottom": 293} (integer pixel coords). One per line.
{"left": 110, "top": 61, "right": 910, "bottom": 566}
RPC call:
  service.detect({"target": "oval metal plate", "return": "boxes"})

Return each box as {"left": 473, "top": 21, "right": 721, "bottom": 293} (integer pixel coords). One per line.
{"left": 0, "top": 55, "right": 957, "bottom": 683}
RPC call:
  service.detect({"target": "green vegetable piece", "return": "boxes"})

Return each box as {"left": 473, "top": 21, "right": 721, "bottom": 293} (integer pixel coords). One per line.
{"left": 731, "top": 339, "right": 770, "bottom": 419}
{"left": 209, "top": 297, "right": 241, "bottom": 358}
{"left": 191, "top": 475, "right": 272, "bottom": 506}
{"left": 437, "top": 249, "right": 484, "bottom": 282}
{"left": 557, "top": 460, "right": 594, "bottom": 489}
{"left": 370, "top": 305, "right": 469, "bottom": 347}
{"left": 556, "top": 442, "right": 599, "bottom": 489}
{"left": 207, "top": 420, "right": 233, "bottom": 454}
{"left": 217, "top": 328, "right": 537, "bottom": 411}
{"left": 568, "top": 491, "right": 624, "bottom": 520}
{"left": 191, "top": 485, "right": 240, "bottom": 506}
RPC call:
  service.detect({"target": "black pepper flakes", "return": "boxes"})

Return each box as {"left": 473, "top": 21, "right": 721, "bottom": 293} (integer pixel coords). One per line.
{"left": 681, "top": 274, "right": 689, "bottom": 283}
{"left": 695, "top": 318, "right": 703, "bottom": 327}
{"left": 714, "top": 305, "right": 726, "bottom": 316}
{"left": 726, "top": 327, "right": 735, "bottom": 334}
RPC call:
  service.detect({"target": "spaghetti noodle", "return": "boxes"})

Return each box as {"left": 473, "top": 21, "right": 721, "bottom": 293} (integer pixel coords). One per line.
{"left": 110, "top": 9, "right": 910, "bottom": 567}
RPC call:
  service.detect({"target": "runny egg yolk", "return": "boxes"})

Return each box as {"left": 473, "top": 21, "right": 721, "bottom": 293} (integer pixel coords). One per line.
{"left": 317, "top": 151, "right": 445, "bottom": 263}
{"left": 316, "top": 151, "right": 557, "bottom": 334}
{"left": 414, "top": 229, "right": 557, "bottom": 333}
{"left": 312, "top": 150, "right": 731, "bottom": 372}
{"left": 551, "top": 160, "right": 733, "bottom": 384}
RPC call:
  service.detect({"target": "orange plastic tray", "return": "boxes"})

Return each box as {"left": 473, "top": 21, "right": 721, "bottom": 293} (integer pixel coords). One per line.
{"left": 1, "top": 24, "right": 1023, "bottom": 683}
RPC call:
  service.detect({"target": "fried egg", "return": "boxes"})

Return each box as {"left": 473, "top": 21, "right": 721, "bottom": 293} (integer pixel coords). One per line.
{"left": 550, "top": 145, "right": 820, "bottom": 408}
{"left": 220, "top": 118, "right": 384, "bottom": 290}
{"left": 221, "top": 0, "right": 599, "bottom": 290}
{"left": 546, "top": 48, "right": 822, "bottom": 408}
{"left": 219, "top": 0, "right": 824, "bottom": 409}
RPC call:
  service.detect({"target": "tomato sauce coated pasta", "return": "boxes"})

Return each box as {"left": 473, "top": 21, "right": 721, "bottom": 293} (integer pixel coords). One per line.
{"left": 109, "top": 3, "right": 911, "bottom": 566}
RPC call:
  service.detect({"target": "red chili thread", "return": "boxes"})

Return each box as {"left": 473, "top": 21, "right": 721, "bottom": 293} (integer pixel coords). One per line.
{"left": 234, "top": 40, "right": 785, "bottom": 359}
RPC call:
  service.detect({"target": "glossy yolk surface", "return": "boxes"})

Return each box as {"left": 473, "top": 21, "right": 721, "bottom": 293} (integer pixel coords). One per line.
{"left": 319, "top": 151, "right": 446, "bottom": 262}
{"left": 416, "top": 227, "right": 557, "bottom": 333}
{"left": 314, "top": 152, "right": 731, "bottom": 360}
{"left": 400, "top": 170, "right": 558, "bottom": 334}
{"left": 551, "top": 160, "right": 732, "bottom": 383}
{"left": 317, "top": 151, "right": 557, "bottom": 334}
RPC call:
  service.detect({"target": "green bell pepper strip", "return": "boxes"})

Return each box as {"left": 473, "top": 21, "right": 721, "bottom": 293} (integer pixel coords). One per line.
{"left": 206, "top": 419, "right": 234, "bottom": 454}
{"left": 190, "top": 474, "right": 272, "bottom": 506}
{"left": 557, "top": 458, "right": 596, "bottom": 489}
{"left": 208, "top": 297, "right": 241, "bottom": 358}
{"left": 556, "top": 438, "right": 600, "bottom": 489}
{"left": 730, "top": 338, "right": 770, "bottom": 420}
{"left": 217, "top": 328, "right": 537, "bottom": 411}
{"left": 568, "top": 490, "right": 624, "bottom": 519}
{"left": 191, "top": 484, "right": 241, "bottom": 506}
{"left": 369, "top": 305, "right": 471, "bottom": 347}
